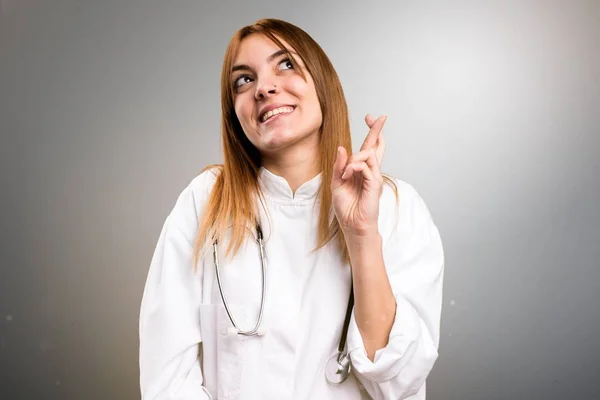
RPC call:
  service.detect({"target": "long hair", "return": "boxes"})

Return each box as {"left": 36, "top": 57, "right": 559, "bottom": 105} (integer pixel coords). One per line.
{"left": 193, "top": 18, "right": 395, "bottom": 267}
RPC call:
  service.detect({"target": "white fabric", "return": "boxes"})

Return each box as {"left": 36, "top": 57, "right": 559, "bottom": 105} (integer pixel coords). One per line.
{"left": 139, "top": 167, "right": 444, "bottom": 400}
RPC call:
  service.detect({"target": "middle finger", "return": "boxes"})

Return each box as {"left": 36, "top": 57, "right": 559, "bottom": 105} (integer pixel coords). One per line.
{"left": 360, "top": 115, "right": 387, "bottom": 151}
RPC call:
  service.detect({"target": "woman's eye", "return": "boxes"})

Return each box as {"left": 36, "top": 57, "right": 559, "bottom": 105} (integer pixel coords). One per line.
{"left": 279, "top": 59, "right": 294, "bottom": 71}
{"left": 234, "top": 75, "right": 253, "bottom": 89}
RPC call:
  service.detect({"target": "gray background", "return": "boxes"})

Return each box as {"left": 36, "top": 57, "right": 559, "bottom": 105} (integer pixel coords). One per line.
{"left": 1, "top": 1, "right": 599, "bottom": 399}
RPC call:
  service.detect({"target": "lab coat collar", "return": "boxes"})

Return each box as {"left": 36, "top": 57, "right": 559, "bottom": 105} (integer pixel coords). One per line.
{"left": 258, "top": 166, "right": 322, "bottom": 204}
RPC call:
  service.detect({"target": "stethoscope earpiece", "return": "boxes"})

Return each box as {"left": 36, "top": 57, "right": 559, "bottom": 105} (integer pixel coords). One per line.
{"left": 256, "top": 326, "right": 267, "bottom": 336}
{"left": 226, "top": 326, "right": 268, "bottom": 337}
{"left": 227, "top": 327, "right": 238, "bottom": 337}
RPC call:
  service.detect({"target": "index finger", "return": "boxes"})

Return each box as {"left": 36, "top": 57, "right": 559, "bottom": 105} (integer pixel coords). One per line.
{"left": 360, "top": 115, "right": 387, "bottom": 151}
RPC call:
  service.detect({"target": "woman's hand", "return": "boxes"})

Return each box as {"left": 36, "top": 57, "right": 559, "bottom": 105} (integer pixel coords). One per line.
{"left": 331, "top": 114, "right": 387, "bottom": 238}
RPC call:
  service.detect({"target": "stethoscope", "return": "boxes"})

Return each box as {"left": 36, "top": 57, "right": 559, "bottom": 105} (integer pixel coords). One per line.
{"left": 212, "top": 222, "right": 355, "bottom": 384}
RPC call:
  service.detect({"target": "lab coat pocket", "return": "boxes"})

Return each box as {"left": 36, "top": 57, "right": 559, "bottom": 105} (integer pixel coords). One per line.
{"left": 199, "top": 303, "right": 251, "bottom": 400}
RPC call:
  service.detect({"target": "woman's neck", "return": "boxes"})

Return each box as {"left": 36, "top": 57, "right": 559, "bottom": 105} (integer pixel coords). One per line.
{"left": 261, "top": 144, "right": 321, "bottom": 194}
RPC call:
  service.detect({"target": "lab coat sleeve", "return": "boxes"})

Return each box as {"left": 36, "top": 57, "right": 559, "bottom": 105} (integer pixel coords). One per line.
{"left": 139, "top": 178, "right": 212, "bottom": 399}
{"left": 347, "top": 182, "right": 444, "bottom": 400}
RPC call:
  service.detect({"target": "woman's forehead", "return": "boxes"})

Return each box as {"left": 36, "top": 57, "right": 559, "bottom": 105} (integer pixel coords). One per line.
{"left": 233, "top": 34, "right": 295, "bottom": 66}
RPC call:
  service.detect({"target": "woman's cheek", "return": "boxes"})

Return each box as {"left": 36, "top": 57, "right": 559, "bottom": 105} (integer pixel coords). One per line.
{"left": 287, "top": 78, "right": 307, "bottom": 95}
{"left": 234, "top": 103, "right": 251, "bottom": 128}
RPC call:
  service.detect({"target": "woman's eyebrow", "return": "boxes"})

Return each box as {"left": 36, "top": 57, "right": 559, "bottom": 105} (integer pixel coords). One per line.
{"left": 232, "top": 49, "right": 298, "bottom": 73}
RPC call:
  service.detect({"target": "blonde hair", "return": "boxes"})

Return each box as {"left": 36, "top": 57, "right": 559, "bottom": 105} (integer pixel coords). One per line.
{"left": 193, "top": 18, "right": 396, "bottom": 267}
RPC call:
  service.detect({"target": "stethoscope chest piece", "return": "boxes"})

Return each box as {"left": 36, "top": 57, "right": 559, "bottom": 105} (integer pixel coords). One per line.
{"left": 325, "top": 351, "right": 351, "bottom": 384}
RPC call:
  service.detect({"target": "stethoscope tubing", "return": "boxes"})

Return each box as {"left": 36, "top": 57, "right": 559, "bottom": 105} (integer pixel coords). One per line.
{"left": 213, "top": 223, "right": 267, "bottom": 336}
{"left": 212, "top": 222, "right": 354, "bottom": 383}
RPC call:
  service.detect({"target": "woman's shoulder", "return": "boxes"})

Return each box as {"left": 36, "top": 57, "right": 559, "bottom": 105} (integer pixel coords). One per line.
{"left": 164, "top": 166, "right": 222, "bottom": 238}
{"left": 380, "top": 175, "right": 422, "bottom": 206}
{"left": 186, "top": 166, "right": 222, "bottom": 198}
{"left": 379, "top": 175, "right": 436, "bottom": 234}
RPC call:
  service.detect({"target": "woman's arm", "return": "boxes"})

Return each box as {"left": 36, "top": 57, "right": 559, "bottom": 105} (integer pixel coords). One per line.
{"left": 332, "top": 114, "right": 397, "bottom": 360}
{"left": 345, "top": 232, "right": 396, "bottom": 361}
{"left": 347, "top": 183, "right": 444, "bottom": 400}
{"left": 139, "top": 176, "right": 213, "bottom": 400}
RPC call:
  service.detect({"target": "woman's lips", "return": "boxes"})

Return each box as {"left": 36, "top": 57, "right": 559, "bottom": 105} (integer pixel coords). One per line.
{"left": 260, "top": 106, "right": 295, "bottom": 125}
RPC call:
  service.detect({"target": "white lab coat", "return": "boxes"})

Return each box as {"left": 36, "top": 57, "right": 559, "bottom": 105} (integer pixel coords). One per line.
{"left": 139, "top": 167, "right": 444, "bottom": 400}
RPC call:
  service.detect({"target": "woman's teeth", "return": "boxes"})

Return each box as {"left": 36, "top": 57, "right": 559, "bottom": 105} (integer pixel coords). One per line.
{"left": 261, "top": 106, "right": 294, "bottom": 123}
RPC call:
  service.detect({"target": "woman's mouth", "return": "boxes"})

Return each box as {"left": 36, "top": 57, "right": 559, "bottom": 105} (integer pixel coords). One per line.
{"left": 260, "top": 106, "right": 295, "bottom": 124}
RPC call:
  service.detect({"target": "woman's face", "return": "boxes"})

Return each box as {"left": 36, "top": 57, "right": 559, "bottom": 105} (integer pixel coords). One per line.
{"left": 231, "top": 34, "right": 323, "bottom": 157}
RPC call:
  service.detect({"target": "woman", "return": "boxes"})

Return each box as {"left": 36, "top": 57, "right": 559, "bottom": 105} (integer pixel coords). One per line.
{"left": 139, "top": 18, "right": 444, "bottom": 400}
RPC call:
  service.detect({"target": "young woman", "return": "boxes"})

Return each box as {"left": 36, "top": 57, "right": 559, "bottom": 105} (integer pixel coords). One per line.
{"left": 139, "top": 18, "right": 444, "bottom": 400}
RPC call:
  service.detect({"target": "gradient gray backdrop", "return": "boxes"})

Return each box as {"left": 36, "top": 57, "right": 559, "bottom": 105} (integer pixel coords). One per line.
{"left": 1, "top": 1, "right": 599, "bottom": 399}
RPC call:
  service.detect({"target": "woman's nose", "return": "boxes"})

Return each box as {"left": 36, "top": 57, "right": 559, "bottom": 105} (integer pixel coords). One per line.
{"left": 255, "top": 82, "right": 279, "bottom": 100}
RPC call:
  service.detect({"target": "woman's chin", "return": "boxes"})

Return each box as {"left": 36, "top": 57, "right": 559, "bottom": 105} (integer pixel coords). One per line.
{"left": 260, "top": 130, "right": 299, "bottom": 151}
{"left": 254, "top": 127, "right": 319, "bottom": 156}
